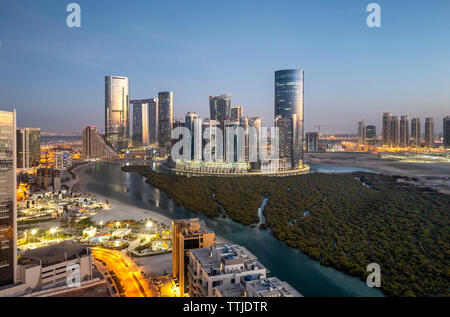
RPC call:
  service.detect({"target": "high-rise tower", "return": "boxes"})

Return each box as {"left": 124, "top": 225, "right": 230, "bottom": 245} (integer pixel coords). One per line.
{"left": 425, "top": 117, "right": 434, "bottom": 147}
{"left": 274, "top": 69, "right": 304, "bottom": 169}
{"left": 105, "top": 76, "right": 130, "bottom": 151}
{"left": 0, "top": 110, "right": 17, "bottom": 287}
{"left": 158, "top": 92, "right": 174, "bottom": 155}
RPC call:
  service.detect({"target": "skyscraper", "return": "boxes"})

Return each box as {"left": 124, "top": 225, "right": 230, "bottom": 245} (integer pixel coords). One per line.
{"left": 0, "top": 110, "right": 17, "bottom": 287}
{"left": 411, "top": 118, "right": 421, "bottom": 146}
{"left": 16, "top": 128, "right": 40, "bottom": 169}
{"left": 358, "top": 120, "right": 366, "bottom": 145}
{"left": 158, "top": 92, "right": 174, "bottom": 156}
{"left": 425, "top": 117, "right": 434, "bottom": 147}
{"left": 242, "top": 117, "right": 262, "bottom": 170}
{"left": 400, "top": 115, "right": 410, "bottom": 147}
{"left": 274, "top": 69, "right": 304, "bottom": 169}
{"left": 444, "top": 116, "right": 450, "bottom": 149}
{"left": 390, "top": 116, "right": 400, "bottom": 146}
{"left": 230, "top": 106, "right": 243, "bottom": 122}
{"left": 131, "top": 101, "right": 149, "bottom": 147}
{"left": 185, "top": 112, "right": 200, "bottom": 161}
{"left": 365, "top": 125, "right": 376, "bottom": 146}
{"left": 148, "top": 98, "right": 159, "bottom": 146}
{"left": 382, "top": 113, "right": 392, "bottom": 146}
{"left": 105, "top": 76, "right": 130, "bottom": 151}
{"left": 209, "top": 95, "right": 231, "bottom": 122}
{"left": 305, "top": 132, "right": 319, "bottom": 152}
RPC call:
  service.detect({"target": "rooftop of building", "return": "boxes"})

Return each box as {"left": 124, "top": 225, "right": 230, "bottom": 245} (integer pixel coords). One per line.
{"left": 19, "top": 241, "right": 90, "bottom": 267}
{"left": 173, "top": 218, "right": 214, "bottom": 238}
{"left": 244, "top": 277, "right": 303, "bottom": 297}
{"left": 215, "top": 283, "right": 245, "bottom": 297}
{"left": 190, "top": 243, "right": 265, "bottom": 276}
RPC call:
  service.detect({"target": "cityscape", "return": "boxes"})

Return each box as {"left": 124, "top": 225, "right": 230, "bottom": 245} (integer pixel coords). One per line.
{"left": 0, "top": 0, "right": 449, "bottom": 308}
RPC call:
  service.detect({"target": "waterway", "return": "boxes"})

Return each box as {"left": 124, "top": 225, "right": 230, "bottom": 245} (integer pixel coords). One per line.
{"left": 77, "top": 162, "right": 384, "bottom": 297}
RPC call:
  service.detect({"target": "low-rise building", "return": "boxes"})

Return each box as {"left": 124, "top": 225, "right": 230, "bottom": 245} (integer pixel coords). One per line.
{"left": 187, "top": 243, "right": 267, "bottom": 297}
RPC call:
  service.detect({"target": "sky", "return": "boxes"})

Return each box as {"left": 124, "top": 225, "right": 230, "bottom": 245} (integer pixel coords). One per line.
{"left": 0, "top": 0, "right": 449, "bottom": 134}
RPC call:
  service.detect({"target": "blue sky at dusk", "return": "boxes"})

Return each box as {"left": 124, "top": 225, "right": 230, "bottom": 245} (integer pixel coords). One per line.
{"left": 0, "top": 0, "right": 449, "bottom": 134}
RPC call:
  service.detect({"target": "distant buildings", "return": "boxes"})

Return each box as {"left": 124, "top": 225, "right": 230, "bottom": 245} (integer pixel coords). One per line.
{"left": 82, "top": 126, "right": 117, "bottom": 160}
{"left": 444, "top": 116, "right": 450, "bottom": 149}
{"left": 425, "top": 117, "right": 434, "bottom": 147}
{"left": 411, "top": 118, "right": 421, "bottom": 146}
{"left": 209, "top": 94, "right": 231, "bottom": 122}
{"left": 274, "top": 69, "right": 304, "bottom": 170}
{"left": 365, "top": 125, "right": 376, "bottom": 146}
{"left": 305, "top": 132, "right": 319, "bottom": 152}
{"left": 105, "top": 76, "right": 130, "bottom": 151}
{"left": 172, "top": 218, "right": 215, "bottom": 295}
{"left": 131, "top": 100, "right": 150, "bottom": 147}
{"left": 55, "top": 151, "right": 72, "bottom": 170}
{"left": 390, "top": 116, "right": 400, "bottom": 147}
{"left": 16, "top": 128, "right": 40, "bottom": 169}
{"left": 400, "top": 115, "right": 410, "bottom": 147}
{"left": 382, "top": 112, "right": 392, "bottom": 145}
{"left": 357, "top": 120, "right": 366, "bottom": 145}
{"left": 158, "top": 92, "right": 174, "bottom": 156}
{"left": 230, "top": 106, "right": 243, "bottom": 122}
{"left": 0, "top": 110, "right": 17, "bottom": 288}
{"left": 185, "top": 112, "right": 200, "bottom": 161}
{"left": 36, "top": 168, "right": 61, "bottom": 191}
{"left": 148, "top": 98, "right": 159, "bottom": 146}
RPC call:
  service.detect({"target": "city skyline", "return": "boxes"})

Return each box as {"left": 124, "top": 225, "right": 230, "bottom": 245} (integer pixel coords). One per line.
{"left": 0, "top": 0, "right": 449, "bottom": 134}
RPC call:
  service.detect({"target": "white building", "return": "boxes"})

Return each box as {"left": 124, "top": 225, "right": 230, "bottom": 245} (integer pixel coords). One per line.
{"left": 55, "top": 151, "right": 73, "bottom": 170}
{"left": 187, "top": 244, "right": 267, "bottom": 297}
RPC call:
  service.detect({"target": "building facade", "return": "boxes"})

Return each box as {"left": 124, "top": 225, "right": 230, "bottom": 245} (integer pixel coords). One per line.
{"left": 105, "top": 76, "right": 130, "bottom": 151}
{"left": 82, "top": 126, "right": 117, "bottom": 160}
{"left": 55, "top": 151, "right": 72, "bottom": 170}
{"left": 16, "top": 128, "right": 40, "bottom": 169}
{"left": 274, "top": 69, "right": 304, "bottom": 170}
{"left": 400, "top": 115, "right": 410, "bottom": 147}
{"left": 305, "top": 132, "right": 319, "bottom": 152}
{"left": 411, "top": 118, "right": 421, "bottom": 146}
{"left": 230, "top": 106, "right": 243, "bottom": 122}
{"left": 382, "top": 112, "right": 392, "bottom": 145}
{"left": 390, "top": 116, "right": 400, "bottom": 146}
{"left": 0, "top": 110, "right": 17, "bottom": 288}
{"left": 444, "top": 116, "right": 450, "bottom": 149}
{"left": 365, "top": 125, "right": 376, "bottom": 146}
{"left": 172, "top": 218, "right": 215, "bottom": 295}
{"left": 425, "top": 117, "right": 434, "bottom": 147}
{"left": 131, "top": 101, "right": 149, "bottom": 147}
{"left": 209, "top": 95, "right": 231, "bottom": 122}
{"left": 158, "top": 92, "right": 173, "bottom": 156}
{"left": 357, "top": 120, "right": 366, "bottom": 145}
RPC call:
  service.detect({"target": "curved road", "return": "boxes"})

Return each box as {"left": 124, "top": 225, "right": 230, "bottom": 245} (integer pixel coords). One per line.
{"left": 92, "top": 247, "right": 155, "bottom": 297}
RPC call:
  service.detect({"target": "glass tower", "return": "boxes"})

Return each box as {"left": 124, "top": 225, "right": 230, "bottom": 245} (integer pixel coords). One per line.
{"left": 158, "top": 92, "right": 173, "bottom": 155}
{"left": 0, "top": 110, "right": 17, "bottom": 287}
{"left": 16, "top": 128, "right": 40, "bottom": 169}
{"left": 105, "top": 76, "right": 130, "bottom": 151}
{"left": 274, "top": 69, "right": 304, "bottom": 169}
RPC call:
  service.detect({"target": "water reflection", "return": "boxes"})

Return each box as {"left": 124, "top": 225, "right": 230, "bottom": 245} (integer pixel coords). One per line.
{"left": 78, "top": 163, "right": 384, "bottom": 297}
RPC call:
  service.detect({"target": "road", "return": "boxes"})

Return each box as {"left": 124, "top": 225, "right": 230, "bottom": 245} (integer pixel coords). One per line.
{"left": 92, "top": 247, "right": 155, "bottom": 297}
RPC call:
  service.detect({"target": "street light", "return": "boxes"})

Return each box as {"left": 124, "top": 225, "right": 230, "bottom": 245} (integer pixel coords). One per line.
{"left": 115, "top": 221, "right": 120, "bottom": 229}
{"left": 49, "top": 228, "right": 56, "bottom": 239}
{"left": 146, "top": 222, "right": 152, "bottom": 229}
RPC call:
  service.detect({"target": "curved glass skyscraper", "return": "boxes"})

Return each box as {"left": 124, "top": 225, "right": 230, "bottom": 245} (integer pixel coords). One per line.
{"left": 105, "top": 76, "right": 130, "bottom": 151}
{"left": 274, "top": 69, "right": 304, "bottom": 169}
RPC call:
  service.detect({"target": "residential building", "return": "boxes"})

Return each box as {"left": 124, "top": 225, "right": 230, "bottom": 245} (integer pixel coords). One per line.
{"left": 305, "top": 132, "right": 319, "bottom": 152}
{"left": 82, "top": 126, "right": 117, "bottom": 160}
{"left": 400, "top": 115, "right": 410, "bottom": 147}
{"left": 444, "top": 116, "right": 450, "bottom": 148}
{"left": 158, "top": 92, "right": 173, "bottom": 156}
{"left": 425, "top": 117, "right": 434, "bottom": 147}
{"left": 411, "top": 118, "right": 421, "bottom": 146}
{"left": 365, "top": 125, "right": 376, "bottom": 146}
{"left": 357, "top": 120, "right": 366, "bottom": 145}
{"left": 172, "top": 218, "right": 215, "bottom": 296}
{"left": 230, "top": 106, "right": 243, "bottom": 122}
{"left": 382, "top": 112, "right": 392, "bottom": 145}
{"left": 16, "top": 128, "right": 40, "bottom": 169}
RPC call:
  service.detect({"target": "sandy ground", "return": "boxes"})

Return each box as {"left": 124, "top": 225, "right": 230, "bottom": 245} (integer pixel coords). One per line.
{"left": 305, "top": 152, "right": 450, "bottom": 194}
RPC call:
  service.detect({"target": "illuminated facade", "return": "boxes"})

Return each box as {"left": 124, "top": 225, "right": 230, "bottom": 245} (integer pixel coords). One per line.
{"left": 365, "top": 125, "right": 376, "bottom": 146}
{"left": 185, "top": 112, "right": 200, "bottom": 161}
{"left": 172, "top": 218, "right": 215, "bottom": 296}
{"left": 105, "top": 76, "right": 130, "bottom": 151}
{"left": 275, "top": 69, "right": 304, "bottom": 170}
{"left": 390, "top": 116, "right": 400, "bottom": 146}
{"left": 16, "top": 128, "right": 40, "bottom": 169}
{"left": 82, "top": 126, "right": 117, "bottom": 160}
{"left": 357, "top": 120, "right": 366, "bottom": 145}
{"left": 158, "top": 92, "right": 173, "bottom": 155}
{"left": 131, "top": 101, "right": 150, "bottom": 147}
{"left": 0, "top": 110, "right": 17, "bottom": 287}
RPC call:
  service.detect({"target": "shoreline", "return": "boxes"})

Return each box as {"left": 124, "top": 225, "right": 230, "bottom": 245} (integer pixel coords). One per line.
{"left": 71, "top": 163, "right": 231, "bottom": 244}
